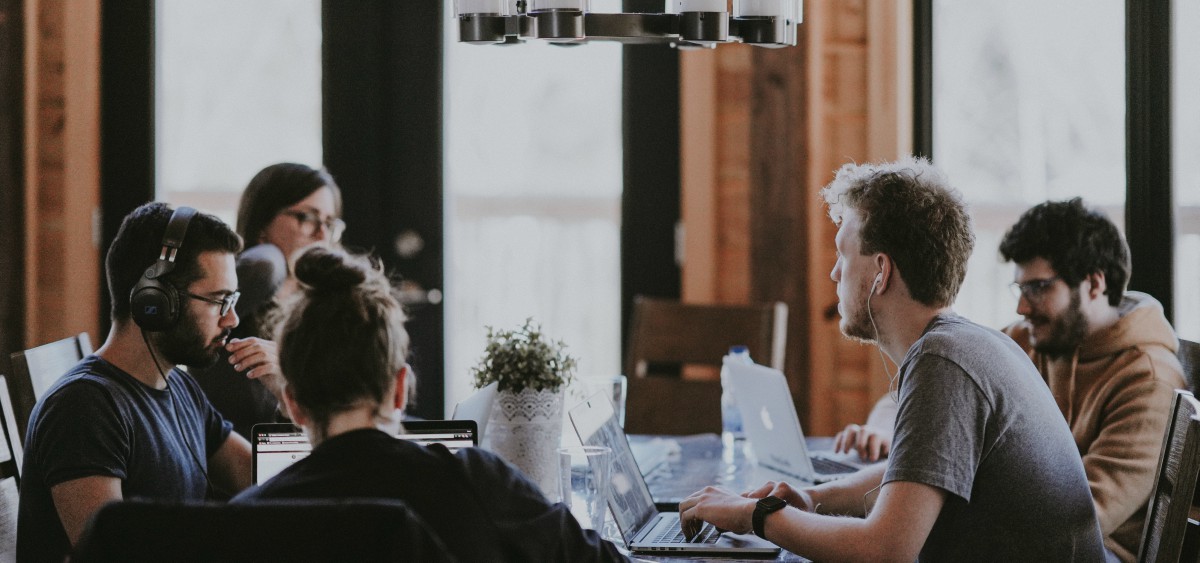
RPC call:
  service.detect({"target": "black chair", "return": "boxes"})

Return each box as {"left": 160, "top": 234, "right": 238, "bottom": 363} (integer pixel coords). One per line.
{"left": 1179, "top": 339, "right": 1200, "bottom": 395}
{"left": 72, "top": 498, "right": 457, "bottom": 563}
{"left": 8, "top": 332, "right": 93, "bottom": 439}
{"left": 1138, "top": 390, "right": 1200, "bottom": 563}
{"left": 624, "top": 296, "right": 787, "bottom": 435}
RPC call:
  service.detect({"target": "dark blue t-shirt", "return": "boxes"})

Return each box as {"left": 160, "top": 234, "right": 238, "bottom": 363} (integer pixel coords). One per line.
{"left": 17, "top": 355, "right": 233, "bottom": 563}
{"left": 233, "top": 428, "right": 628, "bottom": 563}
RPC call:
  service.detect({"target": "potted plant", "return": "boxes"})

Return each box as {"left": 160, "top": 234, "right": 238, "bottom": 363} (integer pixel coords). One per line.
{"left": 472, "top": 318, "right": 577, "bottom": 496}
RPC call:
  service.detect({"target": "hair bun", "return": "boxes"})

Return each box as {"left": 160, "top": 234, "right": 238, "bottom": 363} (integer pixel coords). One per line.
{"left": 293, "top": 246, "right": 366, "bottom": 292}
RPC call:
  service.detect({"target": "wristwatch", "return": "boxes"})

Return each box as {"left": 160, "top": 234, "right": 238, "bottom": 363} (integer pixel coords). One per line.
{"left": 752, "top": 496, "right": 788, "bottom": 538}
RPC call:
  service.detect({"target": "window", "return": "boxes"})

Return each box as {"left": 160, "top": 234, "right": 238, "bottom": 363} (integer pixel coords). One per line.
{"left": 156, "top": 0, "right": 322, "bottom": 225}
{"left": 443, "top": 14, "right": 623, "bottom": 411}
{"left": 933, "top": 0, "right": 1126, "bottom": 331}
{"left": 1174, "top": 0, "right": 1200, "bottom": 341}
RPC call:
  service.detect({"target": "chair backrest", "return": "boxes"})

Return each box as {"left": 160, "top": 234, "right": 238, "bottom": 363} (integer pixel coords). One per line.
{"left": 0, "top": 473, "right": 18, "bottom": 560}
{"left": 8, "top": 332, "right": 93, "bottom": 440}
{"left": 623, "top": 296, "right": 787, "bottom": 435}
{"left": 1139, "top": 390, "right": 1200, "bottom": 563}
{"left": 71, "top": 498, "right": 458, "bottom": 563}
{"left": 0, "top": 376, "right": 22, "bottom": 484}
{"left": 1179, "top": 339, "right": 1200, "bottom": 395}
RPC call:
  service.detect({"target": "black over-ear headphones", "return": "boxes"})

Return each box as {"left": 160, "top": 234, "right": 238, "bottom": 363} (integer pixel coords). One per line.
{"left": 130, "top": 206, "right": 198, "bottom": 332}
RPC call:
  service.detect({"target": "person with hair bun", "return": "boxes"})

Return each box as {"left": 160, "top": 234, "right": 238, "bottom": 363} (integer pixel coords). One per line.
{"left": 194, "top": 163, "right": 345, "bottom": 439}
{"left": 231, "top": 246, "right": 628, "bottom": 563}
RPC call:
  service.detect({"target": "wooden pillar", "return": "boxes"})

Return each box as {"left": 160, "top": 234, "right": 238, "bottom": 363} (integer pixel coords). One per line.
{"left": 24, "top": 0, "right": 101, "bottom": 347}
{"left": 679, "top": 0, "right": 911, "bottom": 433}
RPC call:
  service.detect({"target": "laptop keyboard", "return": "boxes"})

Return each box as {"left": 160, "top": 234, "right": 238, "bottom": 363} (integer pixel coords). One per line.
{"left": 654, "top": 522, "right": 719, "bottom": 545}
{"left": 812, "top": 456, "right": 858, "bottom": 475}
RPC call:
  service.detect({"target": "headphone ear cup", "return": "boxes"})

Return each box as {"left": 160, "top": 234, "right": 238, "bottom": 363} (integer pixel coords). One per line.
{"left": 130, "top": 269, "right": 180, "bottom": 332}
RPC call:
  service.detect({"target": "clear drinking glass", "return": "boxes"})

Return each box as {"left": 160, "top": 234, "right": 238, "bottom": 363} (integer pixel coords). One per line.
{"left": 558, "top": 445, "right": 612, "bottom": 530}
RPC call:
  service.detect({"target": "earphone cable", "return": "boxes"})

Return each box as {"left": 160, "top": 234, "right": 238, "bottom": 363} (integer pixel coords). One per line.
{"left": 140, "top": 329, "right": 226, "bottom": 497}
{"left": 866, "top": 278, "right": 900, "bottom": 402}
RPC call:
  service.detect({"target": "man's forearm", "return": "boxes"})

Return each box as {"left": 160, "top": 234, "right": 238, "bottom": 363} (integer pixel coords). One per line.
{"left": 806, "top": 463, "right": 887, "bottom": 517}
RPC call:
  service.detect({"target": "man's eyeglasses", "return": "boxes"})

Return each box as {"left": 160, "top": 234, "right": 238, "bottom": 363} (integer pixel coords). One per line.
{"left": 1009, "top": 277, "right": 1061, "bottom": 304}
{"left": 179, "top": 290, "right": 240, "bottom": 317}
{"left": 281, "top": 210, "right": 345, "bottom": 242}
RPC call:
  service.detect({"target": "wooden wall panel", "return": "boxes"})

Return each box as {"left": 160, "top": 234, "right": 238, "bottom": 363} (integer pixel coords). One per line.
{"left": 24, "top": 0, "right": 101, "bottom": 348}
{"left": 679, "top": 0, "right": 911, "bottom": 433}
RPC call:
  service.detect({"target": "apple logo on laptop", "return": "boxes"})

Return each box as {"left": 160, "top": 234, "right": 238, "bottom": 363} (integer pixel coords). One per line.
{"left": 760, "top": 405, "right": 774, "bottom": 431}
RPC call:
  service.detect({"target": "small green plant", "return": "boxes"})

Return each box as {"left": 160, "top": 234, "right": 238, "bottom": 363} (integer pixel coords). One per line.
{"left": 472, "top": 318, "right": 577, "bottom": 393}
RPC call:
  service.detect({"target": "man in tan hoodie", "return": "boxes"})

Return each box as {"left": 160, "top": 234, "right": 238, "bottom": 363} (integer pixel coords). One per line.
{"left": 998, "top": 197, "right": 1184, "bottom": 562}
{"left": 835, "top": 198, "right": 1185, "bottom": 562}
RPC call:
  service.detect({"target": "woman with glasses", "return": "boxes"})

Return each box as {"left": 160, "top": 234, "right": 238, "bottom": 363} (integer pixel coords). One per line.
{"left": 193, "top": 163, "right": 346, "bottom": 441}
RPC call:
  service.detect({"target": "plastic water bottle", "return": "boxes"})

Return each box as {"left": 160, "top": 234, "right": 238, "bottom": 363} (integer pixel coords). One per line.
{"left": 720, "top": 345, "right": 753, "bottom": 453}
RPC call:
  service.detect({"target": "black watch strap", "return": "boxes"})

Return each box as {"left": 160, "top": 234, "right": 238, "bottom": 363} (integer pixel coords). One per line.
{"left": 753, "top": 496, "right": 787, "bottom": 538}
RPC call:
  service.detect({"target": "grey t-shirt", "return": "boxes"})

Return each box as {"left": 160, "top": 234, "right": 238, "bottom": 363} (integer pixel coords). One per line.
{"left": 884, "top": 314, "right": 1104, "bottom": 562}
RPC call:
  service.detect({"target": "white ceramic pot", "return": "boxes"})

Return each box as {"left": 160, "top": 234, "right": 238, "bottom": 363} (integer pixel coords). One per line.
{"left": 485, "top": 387, "right": 564, "bottom": 497}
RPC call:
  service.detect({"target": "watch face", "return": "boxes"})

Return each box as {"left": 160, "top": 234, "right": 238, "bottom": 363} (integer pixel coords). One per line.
{"left": 759, "top": 496, "right": 787, "bottom": 511}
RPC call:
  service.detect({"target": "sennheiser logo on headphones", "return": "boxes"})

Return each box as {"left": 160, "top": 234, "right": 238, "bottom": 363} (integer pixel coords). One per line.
{"left": 143, "top": 305, "right": 158, "bottom": 315}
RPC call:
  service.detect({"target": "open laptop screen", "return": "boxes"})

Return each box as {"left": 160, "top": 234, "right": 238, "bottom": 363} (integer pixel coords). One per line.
{"left": 568, "top": 392, "right": 658, "bottom": 543}
{"left": 251, "top": 420, "right": 479, "bottom": 485}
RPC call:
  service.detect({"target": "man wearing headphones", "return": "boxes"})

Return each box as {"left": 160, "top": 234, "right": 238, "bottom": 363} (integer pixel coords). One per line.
{"left": 18, "top": 203, "right": 258, "bottom": 562}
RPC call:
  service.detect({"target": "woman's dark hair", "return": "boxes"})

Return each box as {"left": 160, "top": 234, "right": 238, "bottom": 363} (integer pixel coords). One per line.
{"left": 275, "top": 246, "right": 409, "bottom": 434}
{"left": 999, "top": 198, "right": 1130, "bottom": 306}
{"left": 236, "top": 163, "right": 342, "bottom": 244}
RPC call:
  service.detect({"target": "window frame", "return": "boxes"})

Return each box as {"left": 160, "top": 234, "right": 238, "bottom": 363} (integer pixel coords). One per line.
{"left": 913, "top": 0, "right": 1176, "bottom": 322}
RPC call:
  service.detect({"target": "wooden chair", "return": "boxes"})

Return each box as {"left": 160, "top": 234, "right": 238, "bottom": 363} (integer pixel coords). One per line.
{"left": 623, "top": 296, "right": 787, "bottom": 435}
{"left": 0, "top": 376, "right": 22, "bottom": 484}
{"left": 1138, "top": 390, "right": 1200, "bottom": 563}
{"left": 72, "top": 498, "right": 457, "bottom": 563}
{"left": 8, "top": 332, "right": 93, "bottom": 440}
{"left": 1179, "top": 339, "right": 1200, "bottom": 396}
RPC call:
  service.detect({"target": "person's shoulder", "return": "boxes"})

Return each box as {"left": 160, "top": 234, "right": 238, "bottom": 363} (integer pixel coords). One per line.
{"left": 236, "top": 243, "right": 288, "bottom": 313}
{"left": 918, "top": 315, "right": 1008, "bottom": 354}
{"left": 1101, "top": 343, "right": 1187, "bottom": 391}
{"left": 238, "top": 243, "right": 287, "bottom": 269}
{"left": 229, "top": 484, "right": 265, "bottom": 504}
{"left": 454, "top": 446, "right": 530, "bottom": 486}
{"left": 43, "top": 356, "right": 128, "bottom": 401}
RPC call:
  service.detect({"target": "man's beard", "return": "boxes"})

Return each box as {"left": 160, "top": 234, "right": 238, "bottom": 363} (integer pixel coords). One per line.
{"left": 1032, "top": 289, "right": 1089, "bottom": 358}
{"left": 840, "top": 282, "right": 878, "bottom": 344}
{"left": 151, "top": 307, "right": 229, "bottom": 369}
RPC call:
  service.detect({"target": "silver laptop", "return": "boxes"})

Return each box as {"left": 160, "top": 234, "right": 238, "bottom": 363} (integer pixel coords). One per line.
{"left": 251, "top": 420, "right": 478, "bottom": 485}
{"left": 451, "top": 381, "right": 498, "bottom": 441}
{"left": 569, "top": 392, "right": 780, "bottom": 556}
{"left": 725, "top": 359, "right": 860, "bottom": 483}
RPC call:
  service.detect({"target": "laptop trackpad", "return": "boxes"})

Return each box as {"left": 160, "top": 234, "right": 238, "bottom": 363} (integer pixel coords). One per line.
{"left": 717, "top": 532, "right": 777, "bottom": 550}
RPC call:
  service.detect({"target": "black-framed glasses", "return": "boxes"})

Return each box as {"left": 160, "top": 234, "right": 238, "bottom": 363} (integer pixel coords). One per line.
{"left": 281, "top": 210, "right": 345, "bottom": 242}
{"left": 179, "top": 289, "right": 240, "bottom": 317}
{"left": 1009, "top": 277, "right": 1061, "bottom": 304}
